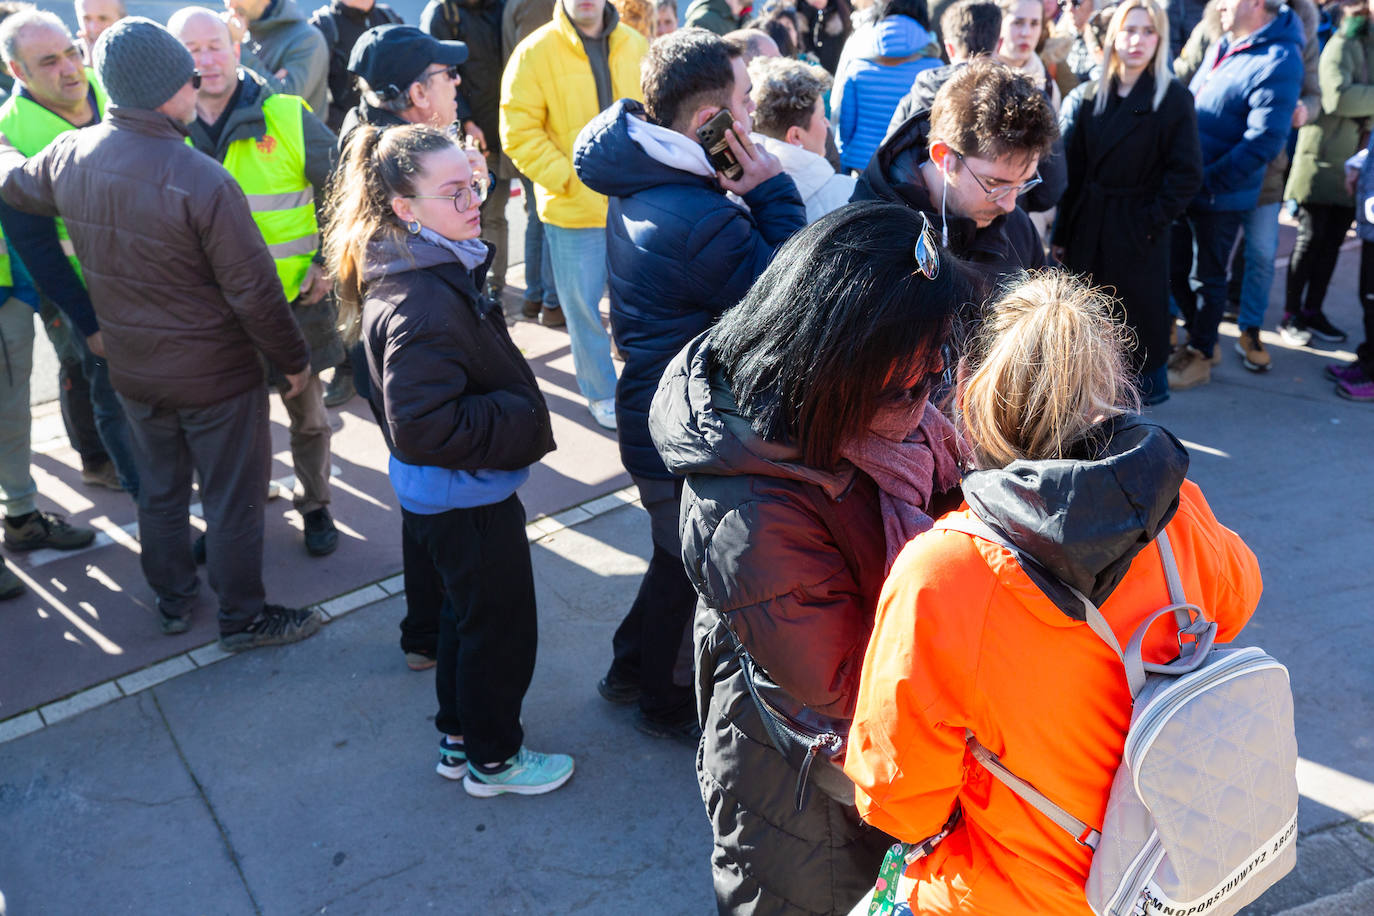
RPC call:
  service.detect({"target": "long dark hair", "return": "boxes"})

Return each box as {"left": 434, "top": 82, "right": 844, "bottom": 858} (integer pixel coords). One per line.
{"left": 710, "top": 202, "right": 971, "bottom": 469}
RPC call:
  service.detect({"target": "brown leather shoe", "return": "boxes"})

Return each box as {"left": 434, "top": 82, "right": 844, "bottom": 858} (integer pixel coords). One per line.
{"left": 540, "top": 306, "right": 565, "bottom": 328}
{"left": 1167, "top": 346, "right": 1212, "bottom": 391}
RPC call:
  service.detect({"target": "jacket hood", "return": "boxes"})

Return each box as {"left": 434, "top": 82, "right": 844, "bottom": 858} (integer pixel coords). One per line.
{"left": 650, "top": 332, "right": 858, "bottom": 499}
{"left": 254, "top": 0, "right": 308, "bottom": 30}
{"left": 575, "top": 98, "right": 720, "bottom": 198}
{"left": 1228, "top": 4, "right": 1306, "bottom": 53}
{"left": 873, "top": 15, "right": 931, "bottom": 57}
{"left": 753, "top": 133, "right": 837, "bottom": 201}
{"left": 962, "top": 416, "right": 1190, "bottom": 611}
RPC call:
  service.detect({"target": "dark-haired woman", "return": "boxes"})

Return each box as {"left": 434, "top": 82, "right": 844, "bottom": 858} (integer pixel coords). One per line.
{"left": 1052, "top": 0, "right": 1201, "bottom": 404}
{"left": 650, "top": 202, "right": 971, "bottom": 915}
{"left": 325, "top": 124, "right": 573, "bottom": 797}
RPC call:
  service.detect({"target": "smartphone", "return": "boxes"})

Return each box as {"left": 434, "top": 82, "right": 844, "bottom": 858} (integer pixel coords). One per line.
{"left": 696, "top": 108, "right": 744, "bottom": 181}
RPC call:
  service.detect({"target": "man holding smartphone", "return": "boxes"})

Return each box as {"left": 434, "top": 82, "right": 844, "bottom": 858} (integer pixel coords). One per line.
{"left": 573, "top": 28, "right": 806, "bottom": 742}
{"left": 500, "top": 0, "right": 648, "bottom": 430}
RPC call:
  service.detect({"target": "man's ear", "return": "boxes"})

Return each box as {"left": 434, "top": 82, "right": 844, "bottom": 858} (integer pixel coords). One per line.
{"left": 784, "top": 124, "right": 806, "bottom": 147}
{"left": 688, "top": 105, "right": 722, "bottom": 135}
{"left": 7, "top": 60, "right": 23, "bottom": 83}
{"left": 929, "top": 140, "right": 955, "bottom": 173}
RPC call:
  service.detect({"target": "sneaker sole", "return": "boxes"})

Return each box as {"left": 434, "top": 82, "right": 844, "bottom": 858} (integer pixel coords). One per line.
{"left": 1324, "top": 366, "right": 1363, "bottom": 383}
{"left": 1308, "top": 330, "right": 1348, "bottom": 343}
{"left": 436, "top": 760, "right": 468, "bottom": 780}
{"left": 462, "top": 764, "right": 575, "bottom": 798}
{"left": 1234, "top": 341, "right": 1270, "bottom": 373}
{"left": 1336, "top": 384, "right": 1374, "bottom": 402}
{"left": 219, "top": 611, "right": 323, "bottom": 652}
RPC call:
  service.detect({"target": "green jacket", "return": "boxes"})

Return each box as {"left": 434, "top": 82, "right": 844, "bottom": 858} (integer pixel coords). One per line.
{"left": 1286, "top": 28, "right": 1374, "bottom": 206}
{"left": 683, "top": 0, "right": 740, "bottom": 36}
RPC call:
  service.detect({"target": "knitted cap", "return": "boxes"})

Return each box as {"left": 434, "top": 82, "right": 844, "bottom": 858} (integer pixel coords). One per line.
{"left": 93, "top": 17, "right": 196, "bottom": 111}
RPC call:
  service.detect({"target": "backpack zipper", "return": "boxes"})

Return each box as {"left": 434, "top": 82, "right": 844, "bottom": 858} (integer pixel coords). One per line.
{"left": 1123, "top": 649, "right": 1285, "bottom": 776}
{"left": 1105, "top": 829, "right": 1165, "bottom": 915}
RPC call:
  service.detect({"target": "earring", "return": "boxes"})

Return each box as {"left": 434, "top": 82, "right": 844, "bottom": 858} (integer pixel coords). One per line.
{"left": 406, "top": 219, "right": 421, "bottom": 235}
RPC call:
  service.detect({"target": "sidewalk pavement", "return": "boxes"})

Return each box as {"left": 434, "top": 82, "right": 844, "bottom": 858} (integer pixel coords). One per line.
{"left": 2, "top": 232, "right": 1373, "bottom": 913}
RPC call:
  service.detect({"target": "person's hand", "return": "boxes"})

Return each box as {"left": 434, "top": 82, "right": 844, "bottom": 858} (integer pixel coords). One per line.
{"left": 1050, "top": 244, "right": 1067, "bottom": 264}
{"left": 463, "top": 137, "right": 489, "bottom": 186}
{"left": 274, "top": 67, "right": 288, "bottom": 80}
{"left": 462, "top": 121, "right": 487, "bottom": 155}
{"left": 282, "top": 368, "right": 310, "bottom": 399}
{"left": 86, "top": 330, "right": 105, "bottom": 357}
{"left": 715, "top": 122, "right": 782, "bottom": 196}
{"left": 222, "top": 5, "right": 247, "bottom": 44}
{"left": 299, "top": 263, "right": 330, "bottom": 305}
{"left": 1292, "top": 101, "right": 1309, "bottom": 129}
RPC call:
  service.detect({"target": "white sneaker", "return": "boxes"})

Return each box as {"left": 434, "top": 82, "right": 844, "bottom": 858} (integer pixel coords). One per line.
{"left": 589, "top": 398, "right": 617, "bottom": 430}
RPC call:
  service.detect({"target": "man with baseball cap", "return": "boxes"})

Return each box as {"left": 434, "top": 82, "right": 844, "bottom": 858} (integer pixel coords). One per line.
{"left": 337, "top": 23, "right": 468, "bottom": 148}
{"left": 0, "top": 17, "right": 323, "bottom": 652}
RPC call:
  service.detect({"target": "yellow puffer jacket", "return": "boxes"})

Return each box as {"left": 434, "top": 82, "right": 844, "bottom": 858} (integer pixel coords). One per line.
{"left": 500, "top": 6, "right": 647, "bottom": 229}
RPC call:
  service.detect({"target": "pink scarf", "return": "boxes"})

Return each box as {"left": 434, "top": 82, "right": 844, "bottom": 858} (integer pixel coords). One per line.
{"left": 839, "top": 400, "right": 965, "bottom": 573}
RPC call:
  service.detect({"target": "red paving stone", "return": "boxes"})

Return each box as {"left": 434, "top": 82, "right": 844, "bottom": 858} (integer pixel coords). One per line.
{"left": 0, "top": 297, "right": 629, "bottom": 720}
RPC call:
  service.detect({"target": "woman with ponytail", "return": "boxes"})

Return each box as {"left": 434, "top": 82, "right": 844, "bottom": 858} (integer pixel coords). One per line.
{"left": 845, "top": 272, "right": 1260, "bottom": 913}
{"left": 325, "top": 124, "right": 573, "bottom": 797}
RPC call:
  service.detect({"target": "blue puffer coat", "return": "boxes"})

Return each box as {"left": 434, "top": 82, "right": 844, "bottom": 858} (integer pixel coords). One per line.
{"left": 1188, "top": 7, "right": 1304, "bottom": 212}
{"left": 836, "top": 16, "right": 940, "bottom": 173}
{"left": 574, "top": 98, "right": 807, "bottom": 480}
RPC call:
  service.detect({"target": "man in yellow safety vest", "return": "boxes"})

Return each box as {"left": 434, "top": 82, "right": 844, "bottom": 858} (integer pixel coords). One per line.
{"left": 171, "top": 6, "right": 343, "bottom": 558}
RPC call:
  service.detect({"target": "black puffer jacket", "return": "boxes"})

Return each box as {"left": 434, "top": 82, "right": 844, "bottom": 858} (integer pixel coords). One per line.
{"left": 361, "top": 236, "right": 554, "bottom": 470}
{"left": 651, "top": 333, "right": 939, "bottom": 915}
{"left": 852, "top": 110, "right": 1047, "bottom": 290}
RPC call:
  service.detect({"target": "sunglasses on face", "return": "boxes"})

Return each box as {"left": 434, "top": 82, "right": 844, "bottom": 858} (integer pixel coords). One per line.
{"left": 954, "top": 151, "right": 1043, "bottom": 203}
{"left": 422, "top": 64, "right": 461, "bottom": 83}
{"left": 406, "top": 178, "right": 490, "bottom": 212}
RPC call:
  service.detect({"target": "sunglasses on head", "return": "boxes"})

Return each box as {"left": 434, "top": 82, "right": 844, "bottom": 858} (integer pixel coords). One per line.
{"left": 914, "top": 212, "right": 940, "bottom": 280}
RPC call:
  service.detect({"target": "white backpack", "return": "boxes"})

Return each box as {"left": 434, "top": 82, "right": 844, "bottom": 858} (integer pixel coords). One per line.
{"left": 859, "top": 518, "right": 1299, "bottom": 916}
{"left": 944, "top": 516, "right": 1299, "bottom": 916}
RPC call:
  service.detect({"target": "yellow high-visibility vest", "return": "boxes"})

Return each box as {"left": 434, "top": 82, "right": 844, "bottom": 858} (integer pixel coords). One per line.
{"left": 0, "top": 70, "right": 108, "bottom": 284}
{"left": 221, "top": 94, "right": 319, "bottom": 302}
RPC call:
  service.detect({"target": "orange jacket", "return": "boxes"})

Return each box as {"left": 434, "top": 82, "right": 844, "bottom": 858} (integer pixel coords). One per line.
{"left": 844, "top": 480, "right": 1262, "bottom": 914}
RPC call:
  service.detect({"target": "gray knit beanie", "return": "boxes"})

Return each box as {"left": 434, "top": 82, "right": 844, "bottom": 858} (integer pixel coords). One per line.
{"left": 93, "top": 17, "right": 196, "bottom": 111}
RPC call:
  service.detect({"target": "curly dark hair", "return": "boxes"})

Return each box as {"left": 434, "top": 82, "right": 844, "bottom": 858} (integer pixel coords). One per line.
{"left": 928, "top": 57, "right": 1057, "bottom": 164}
{"left": 641, "top": 27, "right": 740, "bottom": 132}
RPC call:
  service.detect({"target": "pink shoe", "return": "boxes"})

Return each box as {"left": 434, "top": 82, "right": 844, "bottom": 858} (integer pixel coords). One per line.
{"left": 1336, "top": 376, "right": 1374, "bottom": 402}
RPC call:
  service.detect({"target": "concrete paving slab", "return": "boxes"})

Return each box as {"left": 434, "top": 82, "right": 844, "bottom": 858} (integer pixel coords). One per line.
{"left": 320, "top": 584, "right": 390, "bottom": 620}
{"left": 1276, "top": 876, "right": 1374, "bottom": 915}
{"left": 0, "top": 712, "right": 43, "bottom": 744}
{"left": 38, "top": 682, "right": 122, "bottom": 726}
{"left": 1242, "top": 823, "right": 1374, "bottom": 915}
{"left": 0, "top": 693, "right": 255, "bottom": 916}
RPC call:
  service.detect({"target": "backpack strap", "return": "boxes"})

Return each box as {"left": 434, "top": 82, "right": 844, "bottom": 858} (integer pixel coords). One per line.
{"left": 965, "top": 731, "right": 1101, "bottom": 850}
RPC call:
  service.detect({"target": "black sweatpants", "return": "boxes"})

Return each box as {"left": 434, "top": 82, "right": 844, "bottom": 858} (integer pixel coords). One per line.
{"left": 1358, "top": 240, "right": 1374, "bottom": 375}
{"left": 403, "top": 494, "right": 537, "bottom": 766}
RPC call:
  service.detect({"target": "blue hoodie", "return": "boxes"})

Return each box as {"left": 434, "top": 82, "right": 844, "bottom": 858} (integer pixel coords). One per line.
{"left": 1188, "top": 7, "right": 1304, "bottom": 211}
{"left": 573, "top": 98, "right": 806, "bottom": 481}
{"left": 836, "top": 15, "right": 940, "bottom": 173}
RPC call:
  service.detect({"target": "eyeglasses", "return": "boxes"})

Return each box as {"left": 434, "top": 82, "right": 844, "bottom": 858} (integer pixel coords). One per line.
{"left": 421, "top": 64, "right": 461, "bottom": 84}
{"left": 954, "top": 151, "right": 1043, "bottom": 203}
{"left": 914, "top": 212, "right": 939, "bottom": 280}
{"left": 190, "top": 70, "right": 202, "bottom": 90}
{"left": 406, "top": 179, "right": 490, "bottom": 212}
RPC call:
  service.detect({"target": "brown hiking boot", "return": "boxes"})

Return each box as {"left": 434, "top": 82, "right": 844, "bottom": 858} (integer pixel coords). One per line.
{"left": 1167, "top": 346, "right": 1212, "bottom": 391}
{"left": 1235, "top": 328, "right": 1271, "bottom": 372}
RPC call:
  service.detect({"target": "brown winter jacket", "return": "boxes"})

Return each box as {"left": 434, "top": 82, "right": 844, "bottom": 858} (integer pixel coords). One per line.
{"left": 0, "top": 107, "right": 309, "bottom": 408}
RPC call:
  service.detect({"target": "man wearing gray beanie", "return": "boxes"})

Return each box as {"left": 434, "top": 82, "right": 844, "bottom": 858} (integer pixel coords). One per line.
{"left": 0, "top": 15, "right": 326, "bottom": 653}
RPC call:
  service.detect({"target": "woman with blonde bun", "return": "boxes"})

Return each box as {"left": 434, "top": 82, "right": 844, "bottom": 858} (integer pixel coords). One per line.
{"left": 845, "top": 271, "right": 1261, "bottom": 914}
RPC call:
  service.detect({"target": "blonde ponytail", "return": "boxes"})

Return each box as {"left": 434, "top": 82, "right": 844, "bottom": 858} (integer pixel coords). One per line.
{"left": 959, "top": 271, "right": 1140, "bottom": 468}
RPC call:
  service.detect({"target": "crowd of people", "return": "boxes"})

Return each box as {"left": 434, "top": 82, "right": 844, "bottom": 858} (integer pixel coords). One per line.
{"left": 0, "top": 0, "right": 1338, "bottom": 908}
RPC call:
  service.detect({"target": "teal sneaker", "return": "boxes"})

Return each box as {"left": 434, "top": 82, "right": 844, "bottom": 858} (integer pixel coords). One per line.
{"left": 436, "top": 737, "right": 467, "bottom": 780}
{"left": 463, "top": 747, "right": 574, "bottom": 798}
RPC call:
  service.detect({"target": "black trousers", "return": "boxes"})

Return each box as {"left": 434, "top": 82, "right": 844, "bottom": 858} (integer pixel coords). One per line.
{"left": 403, "top": 495, "right": 536, "bottom": 765}
{"left": 608, "top": 475, "right": 696, "bottom": 721}
{"left": 398, "top": 518, "right": 442, "bottom": 656}
{"left": 1286, "top": 203, "right": 1354, "bottom": 319}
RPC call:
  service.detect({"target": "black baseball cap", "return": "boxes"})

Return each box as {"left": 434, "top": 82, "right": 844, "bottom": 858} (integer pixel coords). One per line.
{"left": 347, "top": 25, "right": 469, "bottom": 96}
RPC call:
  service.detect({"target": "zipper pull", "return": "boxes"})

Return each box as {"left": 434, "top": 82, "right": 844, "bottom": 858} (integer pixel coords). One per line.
{"left": 794, "top": 733, "right": 842, "bottom": 811}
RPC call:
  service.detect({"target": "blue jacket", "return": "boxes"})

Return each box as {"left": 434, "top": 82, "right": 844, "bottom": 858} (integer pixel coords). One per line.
{"left": 836, "top": 16, "right": 940, "bottom": 173}
{"left": 574, "top": 98, "right": 807, "bottom": 480}
{"left": 1188, "top": 8, "right": 1304, "bottom": 211}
